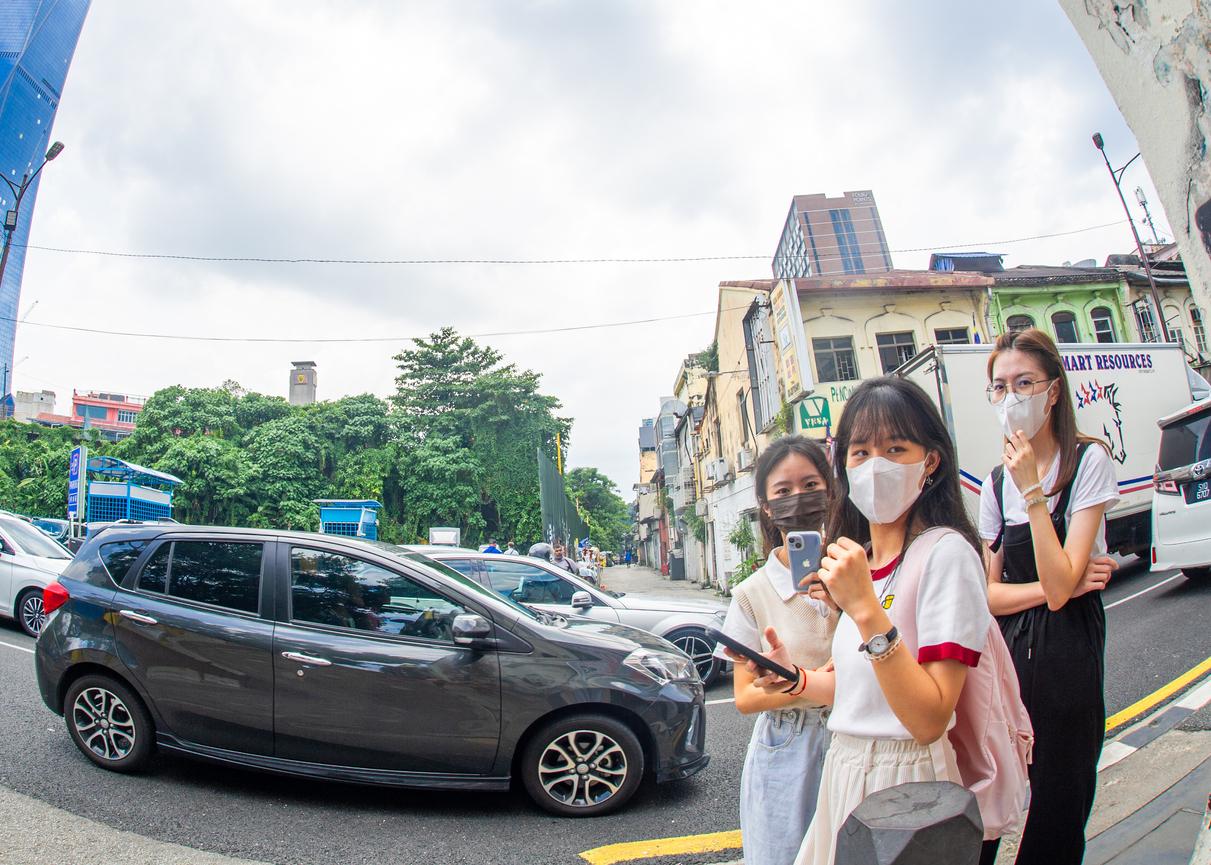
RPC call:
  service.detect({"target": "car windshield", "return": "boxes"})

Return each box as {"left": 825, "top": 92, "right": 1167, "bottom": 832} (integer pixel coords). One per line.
{"left": 368, "top": 543, "right": 544, "bottom": 623}
{"left": 0, "top": 517, "right": 72, "bottom": 559}
{"left": 1159, "top": 407, "right": 1211, "bottom": 471}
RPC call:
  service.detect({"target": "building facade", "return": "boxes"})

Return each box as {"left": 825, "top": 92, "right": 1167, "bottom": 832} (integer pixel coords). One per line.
{"left": 987, "top": 266, "right": 1131, "bottom": 345}
{"left": 772, "top": 190, "right": 894, "bottom": 279}
{"left": 0, "top": 0, "right": 91, "bottom": 415}
{"left": 30, "top": 389, "right": 143, "bottom": 439}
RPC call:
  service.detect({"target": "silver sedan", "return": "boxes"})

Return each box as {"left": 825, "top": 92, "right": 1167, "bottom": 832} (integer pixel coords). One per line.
{"left": 412, "top": 549, "right": 728, "bottom": 685}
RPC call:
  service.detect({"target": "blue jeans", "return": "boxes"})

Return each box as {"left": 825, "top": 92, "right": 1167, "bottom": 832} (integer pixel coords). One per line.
{"left": 740, "top": 707, "right": 830, "bottom": 865}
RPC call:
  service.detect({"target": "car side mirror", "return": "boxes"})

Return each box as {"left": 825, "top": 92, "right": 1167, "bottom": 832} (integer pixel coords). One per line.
{"left": 452, "top": 613, "right": 493, "bottom": 647}
{"left": 570, "top": 591, "right": 593, "bottom": 609}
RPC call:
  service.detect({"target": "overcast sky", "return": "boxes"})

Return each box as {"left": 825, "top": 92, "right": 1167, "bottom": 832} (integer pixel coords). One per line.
{"left": 12, "top": 0, "right": 1168, "bottom": 494}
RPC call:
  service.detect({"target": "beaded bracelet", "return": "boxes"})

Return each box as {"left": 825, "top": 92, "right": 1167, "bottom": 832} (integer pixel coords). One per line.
{"left": 1021, "top": 482, "right": 1043, "bottom": 498}
{"left": 868, "top": 637, "right": 902, "bottom": 664}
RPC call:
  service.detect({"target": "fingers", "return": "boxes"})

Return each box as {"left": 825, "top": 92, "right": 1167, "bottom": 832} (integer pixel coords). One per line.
{"left": 763, "top": 626, "right": 783, "bottom": 652}
{"left": 722, "top": 647, "right": 743, "bottom": 663}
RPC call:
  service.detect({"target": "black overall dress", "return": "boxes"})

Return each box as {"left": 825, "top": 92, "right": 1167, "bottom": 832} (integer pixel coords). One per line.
{"left": 990, "top": 442, "right": 1105, "bottom": 865}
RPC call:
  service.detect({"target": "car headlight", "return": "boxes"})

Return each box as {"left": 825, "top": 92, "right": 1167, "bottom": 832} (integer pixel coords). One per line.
{"left": 624, "top": 648, "right": 699, "bottom": 684}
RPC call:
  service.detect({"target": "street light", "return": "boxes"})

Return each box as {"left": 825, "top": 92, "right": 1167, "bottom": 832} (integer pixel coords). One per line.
{"left": 1092, "top": 132, "right": 1171, "bottom": 342}
{"left": 0, "top": 141, "right": 64, "bottom": 414}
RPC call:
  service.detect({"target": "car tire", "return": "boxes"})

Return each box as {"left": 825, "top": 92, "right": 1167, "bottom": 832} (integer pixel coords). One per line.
{"left": 63, "top": 675, "right": 155, "bottom": 773}
{"left": 665, "top": 627, "right": 722, "bottom": 687}
{"left": 1181, "top": 567, "right": 1211, "bottom": 583}
{"left": 520, "top": 714, "right": 644, "bottom": 817}
{"left": 16, "top": 588, "right": 46, "bottom": 638}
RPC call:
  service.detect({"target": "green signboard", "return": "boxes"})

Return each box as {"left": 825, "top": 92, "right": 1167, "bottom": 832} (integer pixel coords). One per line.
{"left": 798, "top": 396, "right": 831, "bottom": 430}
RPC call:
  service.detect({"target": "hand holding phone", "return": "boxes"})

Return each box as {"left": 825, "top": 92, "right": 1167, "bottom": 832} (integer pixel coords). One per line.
{"left": 706, "top": 627, "right": 799, "bottom": 683}
{"left": 787, "top": 531, "right": 823, "bottom": 593}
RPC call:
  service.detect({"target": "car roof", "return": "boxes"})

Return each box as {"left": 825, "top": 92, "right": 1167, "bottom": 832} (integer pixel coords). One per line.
{"left": 1157, "top": 396, "right": 1211, "bottom": 429}
{"left": 400, "top": 544, "right": 480, "bottom": 554}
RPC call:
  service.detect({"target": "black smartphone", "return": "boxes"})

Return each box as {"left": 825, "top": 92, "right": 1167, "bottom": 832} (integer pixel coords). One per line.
{"left": 706, "top": 627, "right": 798, "bottom": 683}
{"left": 786, "top": 530, "right": 823, "bottom": 593}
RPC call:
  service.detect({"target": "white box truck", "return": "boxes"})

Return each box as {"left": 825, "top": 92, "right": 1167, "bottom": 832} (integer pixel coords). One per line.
{"left": 898, "top": 342, "right": 1198, "bottom": 557}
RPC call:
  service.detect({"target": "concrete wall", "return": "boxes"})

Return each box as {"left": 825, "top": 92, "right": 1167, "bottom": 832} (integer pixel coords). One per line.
{"left": 1060, "top": 1, "right": 1211, "bottom": 309}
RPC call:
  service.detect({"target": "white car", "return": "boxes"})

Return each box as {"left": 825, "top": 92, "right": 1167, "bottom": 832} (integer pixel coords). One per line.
{"left": 417, "top": 550, "right": 729, "bottom": 685}
{"left": 0, "top": 512, "right": 73, "bottom": 636}
{"left": 1152, "top": 398, "right": 1211, "bottom": 582}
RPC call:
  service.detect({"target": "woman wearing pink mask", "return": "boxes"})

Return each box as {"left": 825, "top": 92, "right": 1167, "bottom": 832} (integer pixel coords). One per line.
{"left": 979, "top": 328, "right": 1118, "bottom": 865}
{"left": 740, "top": 377, "right": 993, "bottom": 865}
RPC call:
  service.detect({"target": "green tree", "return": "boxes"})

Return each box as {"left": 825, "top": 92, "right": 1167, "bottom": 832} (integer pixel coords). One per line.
{"left": 565, "top": 467, "right": 630, "bottom": 551}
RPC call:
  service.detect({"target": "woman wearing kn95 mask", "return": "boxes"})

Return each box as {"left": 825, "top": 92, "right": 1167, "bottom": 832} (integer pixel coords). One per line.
{"left": 734, "top": 377, "right": 993, "bottom": 865}
{"left": 978, "top": 328, "right": 1118, "bottom": 865}
{"left": 712, "top": 435, "right": 838, "bottom": 865}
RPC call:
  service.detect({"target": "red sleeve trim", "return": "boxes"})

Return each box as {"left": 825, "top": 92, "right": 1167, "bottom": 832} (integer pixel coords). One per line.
{"left": 918, "top": 642, "right": 981, "bottom": 667}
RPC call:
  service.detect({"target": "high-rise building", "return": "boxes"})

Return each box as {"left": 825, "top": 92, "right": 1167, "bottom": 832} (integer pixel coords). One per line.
{"left": 772, "top": 190, "right": 894, "bottom": 279}
{"left": 0, "top": 0, "right": 91, "bottom": 415}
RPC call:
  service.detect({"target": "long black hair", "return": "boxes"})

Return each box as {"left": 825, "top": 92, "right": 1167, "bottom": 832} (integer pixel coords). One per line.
{"left": 753, "top": 434, "right": 832, "bottom": 555}
{"left": 826, "top": 376, "right": 981, "bottom": 555}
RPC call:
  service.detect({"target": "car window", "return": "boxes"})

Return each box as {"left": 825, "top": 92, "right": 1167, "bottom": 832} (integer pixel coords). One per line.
{"left": 166, "top": 541, "right": 263, "bottom": 614}
{"left": 490, "top": 562, "right": 578, "bottom": 605}
{"left": 138, "top": 543, "right": 170, "bottom": 594}
{"left": 441, "top": 558, "right": 479, "bottom": 579}
{"left": 99, "top": 540, "right": 148, "bottom": 584}
{"left": 0, "top": 517, "right": 71, "bottom": 559}
{"left": 1159, "top": 409, "right": 1211, "bottom": 471}
{"left": 290, "top": 547, "right": 467, "bottom": 641}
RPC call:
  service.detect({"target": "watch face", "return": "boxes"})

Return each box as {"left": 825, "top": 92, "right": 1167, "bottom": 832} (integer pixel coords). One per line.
{"left": 868, "top": 634, "right": 890, "bottom": 655}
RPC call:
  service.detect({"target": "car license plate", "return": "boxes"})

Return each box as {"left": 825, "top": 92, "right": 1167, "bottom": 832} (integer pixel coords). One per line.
{"left": 1184, "top": 479, "right": 1211, "bottom": 505}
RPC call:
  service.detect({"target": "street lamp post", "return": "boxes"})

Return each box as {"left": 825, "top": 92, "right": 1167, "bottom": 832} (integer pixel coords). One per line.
{"left": 0, "top": 141, "right": 64, "bottom": 417}
{"left": 1092, "top": 132, "right": 1171, "bottom": 343}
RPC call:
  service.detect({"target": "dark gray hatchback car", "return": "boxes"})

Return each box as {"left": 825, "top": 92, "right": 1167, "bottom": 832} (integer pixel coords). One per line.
{"left": 34, "top": 525, "right": 707, "bottom": 816}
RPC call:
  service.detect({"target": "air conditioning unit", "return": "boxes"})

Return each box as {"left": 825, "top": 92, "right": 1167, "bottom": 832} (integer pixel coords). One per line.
{"left": 704, "top": 460, "right": 718, "bottom": 481}
{"left": 737, "top": 447, "right": 755, "bottom": 472}
{"left": 715, "top": 458, "right": 730, "bottom": 481}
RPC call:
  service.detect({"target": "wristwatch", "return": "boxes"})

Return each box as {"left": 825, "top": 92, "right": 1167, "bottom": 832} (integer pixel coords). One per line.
{"left": 859, "top": 626, "right": 899, "bottom": 660}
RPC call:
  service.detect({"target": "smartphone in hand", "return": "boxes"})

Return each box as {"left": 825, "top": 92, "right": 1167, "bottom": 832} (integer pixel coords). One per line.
{"left": 786, "top": 530, "right": 823, "bottom": 594}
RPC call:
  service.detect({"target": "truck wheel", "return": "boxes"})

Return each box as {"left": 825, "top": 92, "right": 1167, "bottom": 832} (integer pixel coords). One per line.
{"left": 1181, "top": 567, "right": 1211, "bottom": 583}
{"left": 520, "top": 714, "right": 644, "bottom": 817}
{"left": 64, "top": 675, "right": 155, "bottom": 773}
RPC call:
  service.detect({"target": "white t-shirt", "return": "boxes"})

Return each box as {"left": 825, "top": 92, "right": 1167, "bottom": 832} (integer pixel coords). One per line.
{"left": 712, "top": 552, "right": 830, "bottom": 660}
{"left": 978, "top": 444, "right": 1119, "bottom": 556}
{"left": 827, "top": 532, "right": 991, "bottom": 740}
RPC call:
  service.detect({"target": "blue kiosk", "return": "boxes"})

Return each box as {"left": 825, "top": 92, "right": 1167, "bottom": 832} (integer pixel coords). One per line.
{"left": 314, "top": 499, "right": 382, "bottom": 541}
{"left": 85, "top": 456, "right": 183, "bottom": 523}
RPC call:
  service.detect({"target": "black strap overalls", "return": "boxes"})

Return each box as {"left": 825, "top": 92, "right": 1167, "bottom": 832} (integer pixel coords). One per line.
{"left": 991, "top": 443, "right": 1104, "bottom": 865}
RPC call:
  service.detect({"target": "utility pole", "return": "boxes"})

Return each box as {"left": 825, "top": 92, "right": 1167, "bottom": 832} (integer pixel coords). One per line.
{"left": 1092, "top": 133, "right": 1171, "bottom": 343}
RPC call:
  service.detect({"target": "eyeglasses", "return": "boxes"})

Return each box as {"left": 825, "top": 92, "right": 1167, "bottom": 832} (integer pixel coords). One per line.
{"left": 985, "top": 377, "right": 1056, "bottom": 404}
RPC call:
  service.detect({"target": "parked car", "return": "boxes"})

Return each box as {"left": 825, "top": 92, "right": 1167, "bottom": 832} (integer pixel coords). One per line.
{"left": 30, "top": 517, "right": 70, "bottom": 545}
{"left": 0, "top": 511, "right": 74, "bottom": 636}
{"left": 414, "top": 550, "right": 729, "bottom": 686}
{"left": 35, "top": 525, "right": 707, "bottom": 816}
{"left": 1152, "top": 398, "right": 1211, "bottom": 582}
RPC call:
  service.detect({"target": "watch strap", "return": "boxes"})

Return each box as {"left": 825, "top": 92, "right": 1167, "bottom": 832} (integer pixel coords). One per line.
{"left": 858, "top": 625, "right": 899, "bottom": 655}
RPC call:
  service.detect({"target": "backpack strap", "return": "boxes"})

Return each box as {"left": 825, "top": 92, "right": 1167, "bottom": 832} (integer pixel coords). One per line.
{"left": 1051, "top": 441, "right": 1093, "bottom": 522}
{"left": 989, "top": 465, "right": 1006, "bottom": 553}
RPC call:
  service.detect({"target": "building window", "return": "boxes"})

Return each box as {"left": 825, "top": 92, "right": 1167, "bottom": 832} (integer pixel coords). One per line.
{"left": 829, "top": 209, "right": 866, "bottom": 275}
{"left": 737, "top": 390, "right": 752, "bottom": 444}
{"left": 1170, "top": 326, "right": 1186, "bottom": 351}
{"left": 812, "top": 337, "right": 859, "bottom": 382}
{"left": 876, "top": 332, "right": 918, "bottom": 373}
{"left": 117, "top": 409, "right": 137, "bottom": 424}
{"left": 1090, "top": 307, "right": 1116, "bottom": 343}
{"left": 1051, "top": 311, "right": 1080, "bottom": 344}
{"left": 1191, "top": 306, "right": 1208, "bottom": 354}
{"left": 934, "top": 327, "right": 970, "bottom": 345}
{"left": 75, "top": 404, "right": 107, "bottom": 421}
{"left": 1134, "top": 302, "right": 1158, "bottom": 342}
{"left": 1006, "top": 314, "right": 1034, "bottom": 333}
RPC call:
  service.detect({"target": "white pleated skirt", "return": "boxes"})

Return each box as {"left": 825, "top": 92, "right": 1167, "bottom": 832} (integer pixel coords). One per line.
{"left": 793, "top": 731, "right": 961, "bottom": 865}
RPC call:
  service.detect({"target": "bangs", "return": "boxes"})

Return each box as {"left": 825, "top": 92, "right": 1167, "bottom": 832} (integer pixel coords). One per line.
{"left": 841, "top": 382, "right": 927, "bottom": 448}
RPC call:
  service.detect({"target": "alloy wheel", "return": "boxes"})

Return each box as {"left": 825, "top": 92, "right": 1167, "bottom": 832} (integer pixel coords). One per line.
{"left": 72, "top": 687, "right": 137, "bottom": 762}
{"left": 19, "top": 593, "right": 45, "bottom": 636}
{"left": 671, "top": 631, "right": 715, "bottom": 679}
{"left": 537, "top": 729, "right": 628, "bottom": 808}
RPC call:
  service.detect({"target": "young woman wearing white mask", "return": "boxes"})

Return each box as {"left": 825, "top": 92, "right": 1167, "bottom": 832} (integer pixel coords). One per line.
{"left": 713, "top": 436, "right": 838, "bottom": 865}
{"left": 738, "top": 377, "right": 993, "bottom": 865}
{"left": 979, "top": 328, "right": 1118, "bottom": 865}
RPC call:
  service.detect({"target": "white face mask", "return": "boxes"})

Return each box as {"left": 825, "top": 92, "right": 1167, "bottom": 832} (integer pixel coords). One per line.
{"left": 994, "top": 385, "right": 1053, "bottom": 440}
{"left": 847, "top": 456, "right": 927, "bottom": 525}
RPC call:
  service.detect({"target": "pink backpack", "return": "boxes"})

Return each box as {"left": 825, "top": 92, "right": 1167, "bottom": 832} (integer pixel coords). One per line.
{"left": 894, "top": 528, "right": 1034, "bottom": 841}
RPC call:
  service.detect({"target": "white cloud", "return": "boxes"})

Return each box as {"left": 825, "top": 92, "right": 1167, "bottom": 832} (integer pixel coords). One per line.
{"left": 12, "top": 0, "right": 1166, "bottom": 495}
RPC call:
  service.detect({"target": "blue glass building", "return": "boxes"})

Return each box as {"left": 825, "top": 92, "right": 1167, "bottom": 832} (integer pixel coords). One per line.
{"left": 0, "top": 0, "right": 90, "bottom": 414}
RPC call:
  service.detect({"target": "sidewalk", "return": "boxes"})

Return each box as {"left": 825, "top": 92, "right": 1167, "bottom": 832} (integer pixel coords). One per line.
{"left": 599, "top": 564, "right": 730, "bottom": 604}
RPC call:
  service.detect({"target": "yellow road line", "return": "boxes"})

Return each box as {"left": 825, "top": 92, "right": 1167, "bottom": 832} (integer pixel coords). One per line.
{"left": 581, "top": 659, "right": 1211, "bottom": 865}
{"left": 579, "top": 829, "right": 742, "bottom": 865}
{"left": 1105, "top": 654, "right": 1211, "bottom": 732}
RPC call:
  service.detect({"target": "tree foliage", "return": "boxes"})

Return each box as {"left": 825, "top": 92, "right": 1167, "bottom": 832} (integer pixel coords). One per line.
{"left": 565, "top": 467, "right": 629, "bottom": 551}
{"left": 1, "top": 332, "right": 625, "bottom": 551}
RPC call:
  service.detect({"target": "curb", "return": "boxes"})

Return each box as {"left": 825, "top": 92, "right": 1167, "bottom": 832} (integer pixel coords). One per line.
{"left": 1099, "top": 673, "right": 1211, "bottom": 772}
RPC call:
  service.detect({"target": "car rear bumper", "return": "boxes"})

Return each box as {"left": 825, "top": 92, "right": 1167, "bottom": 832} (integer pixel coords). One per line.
{"left": 1153, "top": 538, "right": 1211, "bottom": 571}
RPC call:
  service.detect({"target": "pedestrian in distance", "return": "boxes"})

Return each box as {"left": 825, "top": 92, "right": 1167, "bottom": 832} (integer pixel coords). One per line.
{"left": 550, "top": 541, "right": 578, "bottom": 575}
{"left": 504, "top": 539, "right": 520, "bottom": 556}
{"left": 713, "top": 435, "right": 838, "bottom": 865}
{"left": 980, "top": 328, "right": 1119, "bottom": 865}
{"left": 741, "top": 377, "right": 995, "bottom": 865}
{"left": 483, "top": 538, "right": 502, "bottom": 554}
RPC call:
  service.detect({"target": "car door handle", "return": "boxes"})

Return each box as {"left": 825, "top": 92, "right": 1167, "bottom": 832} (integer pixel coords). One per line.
{"left": 281, "top": 651, "right": 332, "bottom": 667}
{"left": 119, "top": 610, "right": 158, "bottom": 626}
